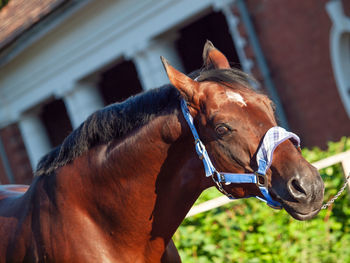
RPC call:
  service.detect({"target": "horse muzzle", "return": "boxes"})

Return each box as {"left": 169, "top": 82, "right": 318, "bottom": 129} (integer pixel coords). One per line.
{"left": 273, "top": 166, "right": 325, "bottom": 220}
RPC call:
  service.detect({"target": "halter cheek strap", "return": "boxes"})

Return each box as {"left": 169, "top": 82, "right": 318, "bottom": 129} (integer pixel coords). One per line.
{"left": 180, "top": 99, "right": 301, "bottom": 209}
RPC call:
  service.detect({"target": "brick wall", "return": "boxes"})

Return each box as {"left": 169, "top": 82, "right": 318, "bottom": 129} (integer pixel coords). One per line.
{"left": 0, "top": 149, "right": 9, "bottom": 184}
{"left": 245, "top": 0, "right": 350, "bottom": 148}
{"left": 0, "top": 123, "right": 33, "bottom": 184}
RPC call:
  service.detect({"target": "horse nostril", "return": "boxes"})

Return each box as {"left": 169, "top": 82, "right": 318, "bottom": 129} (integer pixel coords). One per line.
{"left": 288, "top": 178, "right": 308, "bottom": 200}
{"left": 291, "top": 179, "right": 307, "bottom": 195}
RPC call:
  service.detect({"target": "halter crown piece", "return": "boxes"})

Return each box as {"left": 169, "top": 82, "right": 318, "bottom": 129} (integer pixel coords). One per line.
{"left": 180, "top": 99, "right": 301, "bottom": 209}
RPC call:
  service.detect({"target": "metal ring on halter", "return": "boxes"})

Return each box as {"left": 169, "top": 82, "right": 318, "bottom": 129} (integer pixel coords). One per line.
{"left": 211, "top": 172, "right": 222, "bottom": 190}
{"left": 219, "top": 173, "right": 226, "bottom": 183}
{"left": 211, "top": 172, "right": 235, "bottom": 200}
{"left": 195, "top": 140, "right": 204, "bottom": 160}
{"left": 255, "top": 172, "right": 268, "bottom": 188}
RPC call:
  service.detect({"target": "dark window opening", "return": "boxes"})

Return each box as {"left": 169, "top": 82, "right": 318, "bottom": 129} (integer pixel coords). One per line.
{"left": 98, "top": 60, "right": 143, "bottom": 105}
{"left": 176, "top": 11, "right": 240, "bottom": 73}
{"left": 0, "top": 0, "right": 9, "bottom": 10}
{"left": 40, "top": 99, "right": 73, "bottom": 147}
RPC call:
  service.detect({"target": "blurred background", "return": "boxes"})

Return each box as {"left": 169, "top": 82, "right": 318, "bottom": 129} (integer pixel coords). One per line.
{"left": 0, "top": 0, "right": 349, "bottom": 184}
{"left": 0, "top": 0, "right": 350, "bottom": 262}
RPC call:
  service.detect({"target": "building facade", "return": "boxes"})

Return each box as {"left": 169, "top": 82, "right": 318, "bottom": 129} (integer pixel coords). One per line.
{"left": 0, "top": 0, "right": 349, "bottom": 184}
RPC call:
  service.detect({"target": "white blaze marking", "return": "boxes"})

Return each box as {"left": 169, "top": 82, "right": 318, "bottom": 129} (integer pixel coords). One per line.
{"left": 226, "top": 91, "right": 247, "bottom": 107}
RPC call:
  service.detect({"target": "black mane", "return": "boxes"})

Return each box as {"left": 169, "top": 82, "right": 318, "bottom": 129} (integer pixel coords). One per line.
{"left": 35, "top": 67, "right": 254, "bottom": 176}
{"left": 35, "top": 85, "right": 181, "bottom": 176}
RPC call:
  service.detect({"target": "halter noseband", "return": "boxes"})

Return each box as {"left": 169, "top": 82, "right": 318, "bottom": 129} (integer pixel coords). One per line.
{"left": 180, "top": 99, "right": 301, "bottom": 209}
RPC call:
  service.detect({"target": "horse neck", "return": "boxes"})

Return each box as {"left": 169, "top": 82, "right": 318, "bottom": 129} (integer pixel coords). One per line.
{"left": 53, "top": 109, "right": 212, "bottom": 253}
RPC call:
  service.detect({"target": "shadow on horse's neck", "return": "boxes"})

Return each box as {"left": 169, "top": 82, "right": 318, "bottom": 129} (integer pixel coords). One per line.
{"left": 149, "top": 118, "right": 211, "bottom": 243}
{"left": 38, "top": 107, "right": 211, "bottom": 255}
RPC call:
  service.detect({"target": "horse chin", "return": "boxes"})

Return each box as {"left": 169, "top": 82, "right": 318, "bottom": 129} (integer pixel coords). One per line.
{"left": 282, "top": 204, "right": 321, "bottom": 221}
{"left": 269, "top": 191, "right": 322, "bottom": 221}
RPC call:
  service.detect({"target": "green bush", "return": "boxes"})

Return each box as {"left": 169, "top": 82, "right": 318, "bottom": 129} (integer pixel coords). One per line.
{"left": 174, "top": 137, "right": 350, "bottom": 263}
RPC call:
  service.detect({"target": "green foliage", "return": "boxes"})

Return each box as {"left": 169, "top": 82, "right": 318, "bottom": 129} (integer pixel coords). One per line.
{"left": 174, "top": 137, "right": 350, "bottom": 262}
{"left": 0, "top": 0, "right": 9, "bottom": 10}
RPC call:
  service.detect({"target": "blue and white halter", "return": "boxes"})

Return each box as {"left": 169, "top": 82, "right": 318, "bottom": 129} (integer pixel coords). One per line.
{"left": 180, "top": 99, "right": 301, "bottom": 209}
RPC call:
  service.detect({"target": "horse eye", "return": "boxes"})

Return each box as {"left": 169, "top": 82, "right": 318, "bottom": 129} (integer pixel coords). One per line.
{"left": 215, "top": 125, "right": 229, "bottom": 136}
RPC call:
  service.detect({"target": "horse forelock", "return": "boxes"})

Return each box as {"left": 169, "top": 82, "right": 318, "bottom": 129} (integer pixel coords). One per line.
{"left": 196, "top": 68, "right": 258, "bottom": 92}
{"left": 35, "top": 67, "right": 255, "bottom": 177}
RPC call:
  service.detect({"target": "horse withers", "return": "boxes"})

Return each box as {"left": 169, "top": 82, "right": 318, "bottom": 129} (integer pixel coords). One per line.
{"left": 0, "top": 41, "right": 324, "bottom": 262}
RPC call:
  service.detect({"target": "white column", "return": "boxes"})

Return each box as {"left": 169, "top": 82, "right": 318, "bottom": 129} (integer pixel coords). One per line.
{"left": 326, "top": 0, "right": 350, "bottom": 118}
{"left": 18, "top": 112, "right": 52, "bottom": 170}
{"left": 62, "top": 82, "right": 104, "bottom": 129}
{"left": 127, "top": 36, "right": 184, "bottom": 91}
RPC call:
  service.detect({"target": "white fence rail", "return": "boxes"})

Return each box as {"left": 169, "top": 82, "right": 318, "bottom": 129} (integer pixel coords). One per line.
{"left": 186, "top": 150, "right": 350, "bottom": 218}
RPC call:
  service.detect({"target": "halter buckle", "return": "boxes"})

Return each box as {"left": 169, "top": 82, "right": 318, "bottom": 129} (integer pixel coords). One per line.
{"left": 195, "top": 140, "right": 204, "bottom": 160}
{"left": 219, "top": 173, "right": 226, "bottom": 183}
{"left": 211, "top": 172, "right": 235, "bottom": 199}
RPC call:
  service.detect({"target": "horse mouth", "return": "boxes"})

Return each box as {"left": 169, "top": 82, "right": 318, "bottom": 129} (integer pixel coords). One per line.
{"left": 283, "top": 205, "right": 321, "bottom": 221}
{"left": 281, "top": 204, "right": 321, "bottom": 220}
{"left": 269, "top": 191, "right": 322, "bottom": 221}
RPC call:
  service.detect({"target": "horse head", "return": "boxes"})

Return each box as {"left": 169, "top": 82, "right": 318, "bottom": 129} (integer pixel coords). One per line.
{"left": 162, "top": 40, "right": 324, "bottom": 220}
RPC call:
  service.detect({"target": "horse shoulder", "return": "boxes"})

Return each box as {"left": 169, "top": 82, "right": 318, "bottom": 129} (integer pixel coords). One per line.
{"left": 0, "top": 184, "right": 38, "bottom": 262}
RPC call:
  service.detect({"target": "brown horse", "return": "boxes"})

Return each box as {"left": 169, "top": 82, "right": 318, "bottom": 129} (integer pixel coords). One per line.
{"left": 0, "top": 41, "right": 324, "bottom": 262}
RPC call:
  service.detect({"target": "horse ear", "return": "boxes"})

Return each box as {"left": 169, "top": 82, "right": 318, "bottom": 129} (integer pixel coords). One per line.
{"left": 203, "top": 40, "right": 230, "bottom": 69}
{"left": 161, "top": 56, "right": 199, "bottom": 103}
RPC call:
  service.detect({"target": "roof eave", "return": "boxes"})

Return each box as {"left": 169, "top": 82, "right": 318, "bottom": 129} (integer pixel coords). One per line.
{"left": 0, "top": 0, "right": 91, "bottom": 67}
